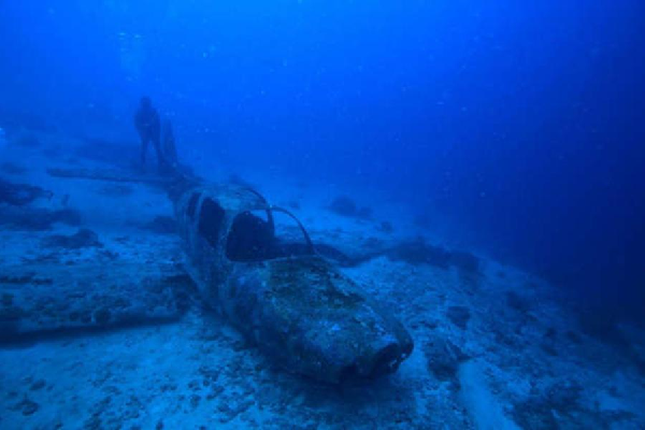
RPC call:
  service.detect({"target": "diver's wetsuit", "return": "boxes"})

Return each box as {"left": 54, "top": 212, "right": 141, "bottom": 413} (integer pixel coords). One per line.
{"left": 134, "top": 98, "right": 163, "bottom": 167}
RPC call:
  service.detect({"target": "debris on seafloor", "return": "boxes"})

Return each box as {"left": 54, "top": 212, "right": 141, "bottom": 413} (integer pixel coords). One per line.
{"left": 0, "top": 178, "right": 52, "bottom": 206}
{"left": 42, "top": 228, "right": 103, "bottom": 249}
{"left": 327, "top": 195, "right": 372, "bottom": 219}
{"left": 424, "top": 337, "right": 469, "bottom": 384}
{"left": 0, "top": 206, "right": 82, "bottom": 231}
{"left": 387, "top": 237, "right": 452, "bottom": 268}
{"left": 386, "top": 237, "right": 480, "bottom": 274}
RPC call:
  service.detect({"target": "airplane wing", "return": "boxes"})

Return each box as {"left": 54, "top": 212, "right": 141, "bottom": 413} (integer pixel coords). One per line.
{"left": 0, "top": 260, "right": 193, "bottom": 342}
{"left": 47, "top": 167, "right": 178, "bottom": 185}
{"left": 0, "top": 170, "right": 194, "bottom": 342}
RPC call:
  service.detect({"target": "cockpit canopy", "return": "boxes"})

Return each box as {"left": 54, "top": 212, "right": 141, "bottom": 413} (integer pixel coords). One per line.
{"left": 226, "top": 209, "right": 314, "bottom": 262}
{"left": 190, "top": 189, "right": 314, "bottom": 263}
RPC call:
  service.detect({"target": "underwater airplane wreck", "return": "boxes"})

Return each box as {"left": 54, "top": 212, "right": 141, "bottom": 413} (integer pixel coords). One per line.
{"left": 47, "top": 167, "right": 414, "bottom": 384}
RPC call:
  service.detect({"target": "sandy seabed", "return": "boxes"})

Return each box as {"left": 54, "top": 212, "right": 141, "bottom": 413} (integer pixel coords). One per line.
{"left": 1, "top": 129, "right": 644, "bottom": 429}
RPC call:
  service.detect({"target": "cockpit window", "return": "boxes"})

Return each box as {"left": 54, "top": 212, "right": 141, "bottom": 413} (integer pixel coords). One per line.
{"left": 226, "top": 209, "right": 313, "bottom": 262}
{"left": 226, "top": 210, "right": 273, "bottom": 261}
{"left": 186, "top": 192, "right": 200, "bottom": 219}
{"left": 198, "top": 198, "right": 225, "bottom": 247}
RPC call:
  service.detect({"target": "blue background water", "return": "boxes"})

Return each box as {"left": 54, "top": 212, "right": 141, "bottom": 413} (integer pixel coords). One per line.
{"left": 1, "top": 1, "right": 644, "bottom": 321}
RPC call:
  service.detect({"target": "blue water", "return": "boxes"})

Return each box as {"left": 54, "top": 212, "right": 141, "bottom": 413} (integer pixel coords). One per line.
{"left": 2, "top": 2, "right": 644, "bottom": 306}
{"left": 2, "top": 1, "right": 644, "bottom": 318}
{"left": 2, "top": 1, "right": 645, "bottom": 427}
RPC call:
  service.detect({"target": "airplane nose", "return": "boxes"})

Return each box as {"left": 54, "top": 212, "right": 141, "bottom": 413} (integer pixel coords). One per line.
{"left": 369, "top": 342, "right": 409, "bottom": 377}
{"left": 337, "top": 337, "right": 414, "bottom": 383}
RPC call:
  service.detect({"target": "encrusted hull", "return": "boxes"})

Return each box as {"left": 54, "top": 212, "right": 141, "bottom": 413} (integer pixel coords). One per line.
{"left": 177, "top": 184, "right": 414, "bottom": 383}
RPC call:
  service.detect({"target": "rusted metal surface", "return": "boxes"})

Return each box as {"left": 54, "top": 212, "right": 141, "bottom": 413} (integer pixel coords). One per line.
{"left": 176, "top": 184, "right": 413, "bottom": 383}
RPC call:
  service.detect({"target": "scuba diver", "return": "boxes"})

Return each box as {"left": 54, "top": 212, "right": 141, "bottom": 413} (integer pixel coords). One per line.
{"left": 161, "top": 119, "right": 195, "bottom": 179}
{"left": 134, "top": 96, "right": 164, "bottom": 169}
{"left": 161, "top": 120, "right": 179, "bottom": 170}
